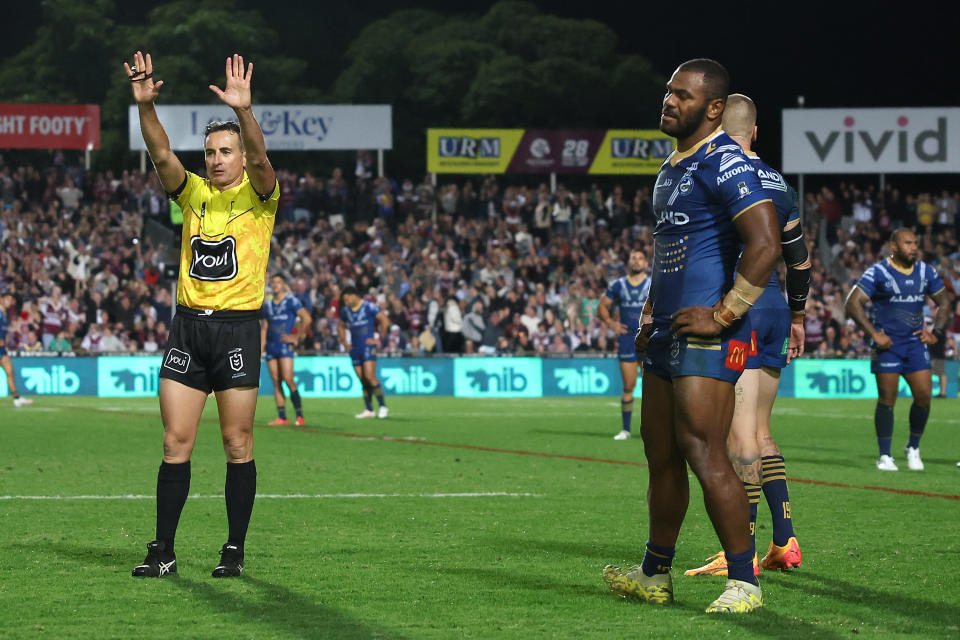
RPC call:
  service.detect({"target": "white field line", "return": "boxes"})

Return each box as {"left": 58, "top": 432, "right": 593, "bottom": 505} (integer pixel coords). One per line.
{"left": 0, "top": 492, "right": 542, "bottom": 501}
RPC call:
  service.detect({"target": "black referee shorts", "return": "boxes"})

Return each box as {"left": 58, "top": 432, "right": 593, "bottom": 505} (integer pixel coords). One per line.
{"left": 159, "top": 305, "right": 262, "bottom": 393}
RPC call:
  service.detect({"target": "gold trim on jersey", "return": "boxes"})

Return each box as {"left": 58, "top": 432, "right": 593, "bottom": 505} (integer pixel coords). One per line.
{"left": 885, "top": 257, "right": 916, "bottom": 276}
{"left": 668, "top": 127, "right": 723, "bottom": 167}
{"left": 731, "top": 198, "right": 773, "bottom": 222}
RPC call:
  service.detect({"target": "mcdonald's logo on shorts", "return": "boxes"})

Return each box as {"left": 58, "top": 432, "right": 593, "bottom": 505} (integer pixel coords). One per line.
{"left": 749, "top": 331, "right": 759, "bottom": 357}
{"left": 726, "top": 340, "right": 748, "bottom": 372}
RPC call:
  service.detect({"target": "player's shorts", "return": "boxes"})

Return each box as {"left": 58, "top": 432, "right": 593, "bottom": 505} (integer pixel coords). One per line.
{"left": 265, "top": 340, "right": 295, "bottom": 361}
{"left": 160, "top": 305, "right": 261, "bottom": 392}
{"left": 745, "top": 307, "right": 790, "bottom": 370}
{"left": 0, "top": 346, "right": 7, "bottom": 358}
{"left": 872, "top": 338, "right": 931, "bottom": 375}
{"left": 643, "top": 317, "right": 752, "bottom": 385}
{"left": 617, "top": 334, "right": 639, "bottom": 363}
{"left": 350, "top": 343, "right": 377, "bottom": 367}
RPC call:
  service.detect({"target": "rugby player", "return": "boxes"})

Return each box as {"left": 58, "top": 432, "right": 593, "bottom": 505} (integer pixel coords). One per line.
{"left": 684, "top": 94, "right": 809, "bottom": 578}
{"left": 339, "top": 287, "right": 390, "bottom": 419}
{"left": 598, "top": 250, "right": 651, "bottom": 440}
{"left": 845, "top": 228, "right": 950, "bottom": 471}
{"left": 261, "top": 274, "right": 312, "bottom": 426}
{"left": 0, "top": 293, "right": 33, "bottom": 407}
{"left": 602, "top": 59, "right": 781, "bottom": 613}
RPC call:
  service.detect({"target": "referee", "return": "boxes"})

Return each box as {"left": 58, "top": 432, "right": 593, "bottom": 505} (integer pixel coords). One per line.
{"left": 125, "top": 51, "right": 279, "bottom": 578}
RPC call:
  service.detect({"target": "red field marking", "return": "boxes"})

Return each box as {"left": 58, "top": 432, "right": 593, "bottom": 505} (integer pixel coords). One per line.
{"left": 260, "top": 424, "right": 960, "bottom": 502}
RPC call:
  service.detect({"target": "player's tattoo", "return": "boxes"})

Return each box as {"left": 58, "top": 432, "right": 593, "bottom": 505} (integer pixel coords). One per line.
{"left": 729, "top": 454, "right": 761, "bottom": 485}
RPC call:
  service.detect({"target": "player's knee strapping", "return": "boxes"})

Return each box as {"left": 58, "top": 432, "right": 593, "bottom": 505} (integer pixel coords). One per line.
{"left": 875, "top": 403, "right": 895, "bottom": 456}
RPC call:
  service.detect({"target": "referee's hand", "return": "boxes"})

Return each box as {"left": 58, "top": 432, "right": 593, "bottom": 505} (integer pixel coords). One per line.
{"left": 209, "top": 53, "right": 253, "bottom": 111}
{"left": 124, "top": 51, "right": 164, "bottom": 103}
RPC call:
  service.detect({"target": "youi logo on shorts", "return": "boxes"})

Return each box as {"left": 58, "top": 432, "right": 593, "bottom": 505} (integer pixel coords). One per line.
{"left": 189, "top": 236, "right": 238, "bottom": 281}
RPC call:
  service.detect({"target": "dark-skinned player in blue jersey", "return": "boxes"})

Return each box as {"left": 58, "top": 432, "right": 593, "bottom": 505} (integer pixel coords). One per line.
{"left": 602, "top": 59, "right": 781, "bottom": 614}
{"left": 845, "top": 228, "right": 951, "bottom": 471}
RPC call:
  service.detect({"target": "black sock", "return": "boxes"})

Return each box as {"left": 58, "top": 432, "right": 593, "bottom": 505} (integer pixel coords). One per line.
{"left": 875, "top": 403, "right": 894, "bottom": 456}
{"left": 290, "top": 390, "right": 303, "bottom": 417}
{"left": 225, "top": 460, "right": 257, "bottom": 548}
{"left": 156, "top": 460, "right": 191, "bottom": 551}
{"left": 907, "top": 404, "right": 929, "bottom": 449}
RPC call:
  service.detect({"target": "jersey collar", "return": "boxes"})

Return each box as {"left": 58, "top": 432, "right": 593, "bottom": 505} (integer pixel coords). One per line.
{"left": 886, "top": 257, "right": 916, "bottom": 276}
{"left": 669, "top": 127, "right": 723, "bottom": 167}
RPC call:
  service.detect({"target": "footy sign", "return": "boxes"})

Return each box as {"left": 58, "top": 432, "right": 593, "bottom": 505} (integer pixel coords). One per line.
{"left": 0, "top": 104, "right": 100, "bottom": 149}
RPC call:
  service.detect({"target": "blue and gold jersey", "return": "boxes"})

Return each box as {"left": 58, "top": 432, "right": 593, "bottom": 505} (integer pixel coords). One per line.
{"left": 650, "top": 128, "right": 772, "bottom": 323}
{"left": 855, "top": 259, "right": 944, "bottom": 341}
{"left": 262, "top": 294, "right": 304, "bottom": 343}
{"left": 746, "top": 153, "right": 799, "bottom": 311}
{"left": 340, "top": 300, "right": 382, "bottom": 348}
{"left": 604, "top": 276, "right": 651, "bottom": 333}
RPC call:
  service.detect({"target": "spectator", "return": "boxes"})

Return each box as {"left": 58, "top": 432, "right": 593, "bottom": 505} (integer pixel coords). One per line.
{"left": 48, "top": 330, "right": 73, "bottom": 352}
{"left": 461, "top": 301, "right": 485, "bottom": 348}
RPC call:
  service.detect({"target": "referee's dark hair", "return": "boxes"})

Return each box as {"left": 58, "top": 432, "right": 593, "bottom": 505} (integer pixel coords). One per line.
{"left": 677, "top": 58, "right": 730, "bottom": 102}
{"left": 203, "top": 120, "right": 244, "bottom": 151}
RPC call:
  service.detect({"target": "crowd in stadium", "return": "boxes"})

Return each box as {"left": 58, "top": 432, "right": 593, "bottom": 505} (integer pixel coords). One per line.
{"left": 2, "top": 151, "right": 959, "bottom": 360}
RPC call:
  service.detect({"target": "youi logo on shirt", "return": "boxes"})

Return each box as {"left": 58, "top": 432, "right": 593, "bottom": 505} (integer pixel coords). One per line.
{"left": 189, "top": 236, "right": 238, "bottom": 281}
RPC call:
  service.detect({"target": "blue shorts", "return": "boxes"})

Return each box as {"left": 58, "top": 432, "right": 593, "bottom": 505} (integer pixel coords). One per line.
{"left": 265, "top": 341, "right": 295, "bottom": 361}
{"left": 745, "top": 307, "right": 790, "bottom": 370}
{"left": 617, "top": 334, "right": 639, "bottom": 363}
{"left": 872, "top": 339, "right": 931, "bottom": 375}
{"left": 643, "top": 317, "right": 752, "bottom": 385}
{"left": 0, "top": 346, "right": 7, "bottom": 358}
{"left": 350, "top": 344, "right": 377, "bottom": 367}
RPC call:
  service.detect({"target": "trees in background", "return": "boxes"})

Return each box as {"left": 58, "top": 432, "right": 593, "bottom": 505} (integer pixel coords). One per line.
{"left": 0, "top": 0, "right": 662, "bottom": 176}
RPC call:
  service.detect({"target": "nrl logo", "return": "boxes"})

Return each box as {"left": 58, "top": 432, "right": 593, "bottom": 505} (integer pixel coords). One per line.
{"left": 228, "top": 348, "right": 244, "bottom": 372}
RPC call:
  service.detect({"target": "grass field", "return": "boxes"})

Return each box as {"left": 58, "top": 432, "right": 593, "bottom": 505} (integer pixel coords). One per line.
{"left": 1, "top": 395, "right": 959, "bottom": 639}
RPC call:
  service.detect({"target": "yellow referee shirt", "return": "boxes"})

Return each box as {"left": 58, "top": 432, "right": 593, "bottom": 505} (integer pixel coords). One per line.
{"left": 171, "top": 171, "right": 279, "bottom": 311}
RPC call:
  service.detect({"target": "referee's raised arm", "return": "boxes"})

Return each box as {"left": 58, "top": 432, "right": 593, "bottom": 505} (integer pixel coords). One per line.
{"left": 209, "top": 54, "right": 276, "bottom": 196}
{"left": 124, "top": 51, "right": 186, "bottom": 194}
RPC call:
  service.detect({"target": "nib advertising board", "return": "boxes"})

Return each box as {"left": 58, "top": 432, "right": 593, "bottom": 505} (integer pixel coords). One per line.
{"left": 427, "top": 128, "right": 675, "bottom": 175}
{"left": 1, "top": 357, "right": 955, "bottom": 399}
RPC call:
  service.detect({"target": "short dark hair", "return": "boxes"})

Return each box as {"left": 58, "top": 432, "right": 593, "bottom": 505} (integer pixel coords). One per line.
{"left": 677, "top": 58, "right": 730, "bottom": 102}
{"left": 890, "top": 227, "right": 915, "bottom": 244}
{"left": 341, "top": 285, "right": 359, "bottom": 298}
{"left": 203, "top": 120, "right": 244, "bottom": 151}
{"left": 271, "top": 273, "right": 286, "bottom": 282}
